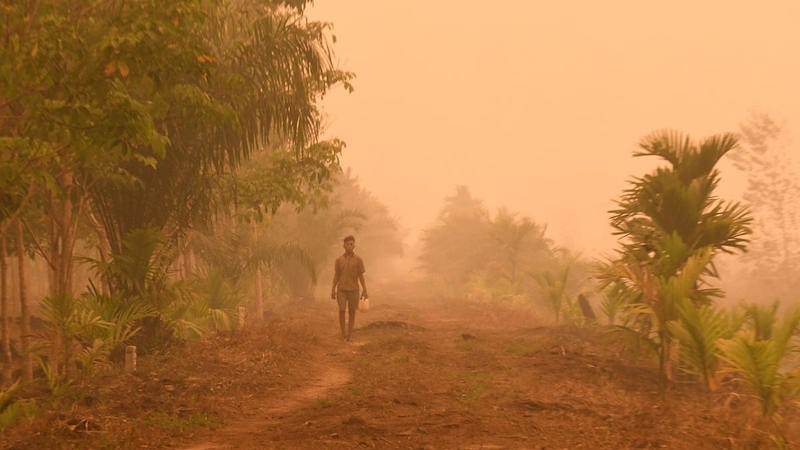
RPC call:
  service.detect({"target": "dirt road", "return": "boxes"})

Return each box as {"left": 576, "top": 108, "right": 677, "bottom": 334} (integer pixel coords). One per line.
{"left": 174, "top": 297, "right": 788, "bottom": 450}
{"left": 4, "top": 295, "right": 793, "bottom": 449}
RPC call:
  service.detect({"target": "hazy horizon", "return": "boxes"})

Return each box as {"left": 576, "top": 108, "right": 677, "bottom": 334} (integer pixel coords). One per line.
{"left": 308, "top": 1, "right": 800, "bottom": 258}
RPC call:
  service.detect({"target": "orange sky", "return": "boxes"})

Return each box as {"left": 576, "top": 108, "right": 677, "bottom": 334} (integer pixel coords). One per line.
{"left": 308, "top": 1, "right": 800, "bottom": 256}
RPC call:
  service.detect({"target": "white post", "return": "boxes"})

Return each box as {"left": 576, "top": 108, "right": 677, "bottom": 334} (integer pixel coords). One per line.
{"left": 238, "top": 305, "right": 246, "bottom": 329}
{"left": 125, "top": 345, "right": 137, "bottom": 372}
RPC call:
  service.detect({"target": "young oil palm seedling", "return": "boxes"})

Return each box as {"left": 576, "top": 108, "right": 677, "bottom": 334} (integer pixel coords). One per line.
{"left": 667, "top": 296, "right": 741, "bottom": 391}
{"left": 719, "top": 303, "right": 800, "bottom": 417}
{"left": 532, "top": 263, "right": 572, "bottom": 325}
{"left": 36, "top": 294, "right": 107, "bottom": 383}
{"left": 83, "top": 228, "right": 187, "bottom": 349}
{"left": 36, "top": 289, "right": 155, "bottom": 383}
{"left": 0, "top": 379, "right": 36, "bottom": 431}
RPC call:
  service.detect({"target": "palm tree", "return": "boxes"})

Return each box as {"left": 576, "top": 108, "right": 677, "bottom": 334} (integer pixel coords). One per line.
{"left": 419, "top": 186, "right": 493, "bottom": 294}
{"left": 88, "top": 0, "right": 353, "bottom": 260}
{"left": 719, "top": 304, "right": 800, "bottom": 417}
{"left": 490, "top": 209, "right": 548, "bottom": 284}
{"left": 666, "top": 268, "right": 740, "bottom": 392}
{"left": 598, "top": 130, "right": 752, "bottom": 390}
{"left": 532, "top": 263, "right": 571, "bottom": 324}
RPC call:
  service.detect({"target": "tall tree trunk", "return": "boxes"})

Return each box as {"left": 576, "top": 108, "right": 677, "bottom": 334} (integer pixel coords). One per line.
{"left": 87, "top": 210, "right": 111, "bottom": 294}
{"left": 16, "top": 219, "right": 32, "bottom": 381}
{"left": 1, "top": 233, "right": 12, "bottom": 375}
{"left": 255, "top": 267, "right": 264, "bottom": 321}
{"left": 48, "top": 171, "right": 76, "bottom": 298}
{"left": 45, "top": 171, "right": 81, "bottom": 381}
{"left": 251, "top": 220, "right": 263, "bottom": 321}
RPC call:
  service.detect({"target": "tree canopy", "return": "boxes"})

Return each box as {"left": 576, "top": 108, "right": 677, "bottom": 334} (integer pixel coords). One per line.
{"left": 1, "top": 0, "right": 352, "bottom": 299}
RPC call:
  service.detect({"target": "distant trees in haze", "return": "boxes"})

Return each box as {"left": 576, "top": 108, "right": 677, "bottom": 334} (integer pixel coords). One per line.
{"left": 264, "top": 170, "right": 404, "bottom": 301}
{"left": 418, "top": 186, "right": 592, "bottom": 322}
{"left": 418, "top": 186, "right": 494, "bottom": 294}
{"left": 724, "top": 113, "right": 800, "bottom": 303}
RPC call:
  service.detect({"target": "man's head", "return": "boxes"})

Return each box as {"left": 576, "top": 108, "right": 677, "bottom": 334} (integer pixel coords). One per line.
{"left": 343, "top": 235, "right": 356, "bottom": 253}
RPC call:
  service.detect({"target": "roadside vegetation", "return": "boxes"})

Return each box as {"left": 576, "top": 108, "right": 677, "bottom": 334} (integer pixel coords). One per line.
{"left": 418, "top": 131, "right": 800, "bottom": 446}
{"left": 0, "top": 0, "right": 362, "bottom": 433}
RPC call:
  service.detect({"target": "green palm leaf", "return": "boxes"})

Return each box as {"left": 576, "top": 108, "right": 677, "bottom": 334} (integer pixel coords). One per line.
{"left": 668, "top": 298, "right": 734, "bottom": 391}
{"left": 719, "top": 336, "right": 780, "bottom": 415}
{"left": 599, "top": 130, "right": 753, "bottom": 391}
{"left": 719, "top": 306, "right": 800, "bottom": 416}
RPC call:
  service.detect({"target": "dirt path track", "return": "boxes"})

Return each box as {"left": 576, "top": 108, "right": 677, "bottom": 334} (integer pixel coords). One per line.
{"left": 174, "top": 298, "right": 796, "bottom": 450}
{"left": 182, "top": 333, "right": 354, "bottom": 450}
{"left": 4, "top": 295, "right": 796, "bottom": 450}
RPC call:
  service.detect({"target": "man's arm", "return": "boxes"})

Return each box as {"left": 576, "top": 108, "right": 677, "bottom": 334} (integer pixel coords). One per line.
{"left": 358, "top": 257, "right": 367, "bottom": 298}
{"left": 359, "top": 273, "right": 368, "bottom": 299}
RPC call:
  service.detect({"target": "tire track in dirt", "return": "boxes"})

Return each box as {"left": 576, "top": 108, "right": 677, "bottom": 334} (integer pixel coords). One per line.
{"left": 181, "top": 342, "right": 354, "bottom": 450}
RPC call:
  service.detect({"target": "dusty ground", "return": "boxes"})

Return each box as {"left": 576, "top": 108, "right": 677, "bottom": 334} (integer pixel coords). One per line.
{"left": 3, "top": 291, "right": 798, "bottom": 449}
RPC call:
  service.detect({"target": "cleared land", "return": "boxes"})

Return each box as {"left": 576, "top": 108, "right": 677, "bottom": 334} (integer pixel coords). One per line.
{"left": 4, "top": 293, "right": 798, "bottom": 449}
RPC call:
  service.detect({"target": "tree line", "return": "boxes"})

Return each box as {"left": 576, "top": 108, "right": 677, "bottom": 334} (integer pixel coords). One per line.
{"left": 0, "top": 0, "right": 372, "bottom": 413}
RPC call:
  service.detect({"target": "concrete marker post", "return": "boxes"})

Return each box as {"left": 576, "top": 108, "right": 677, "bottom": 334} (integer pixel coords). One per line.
{"left": 125, "top": 345, "right": 137, "bottom": 372}
{"left": 238, "top": 305, "right": 246, "bottom": 330}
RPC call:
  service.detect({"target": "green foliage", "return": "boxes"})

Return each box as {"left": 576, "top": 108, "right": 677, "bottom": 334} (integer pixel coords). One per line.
{"left": 86, "top": 0, "right": 353, "bottom": 254}
{"left": 192, "top": 220, "right": 316, "bottom": 287}
{"left": 611, "top": 131, "right": 752, "bottom": 267}
{"left": 82, "top": 286, "right": 156, "bottom": 347}
{"left": 0, "top": 139, "right": 53, "bottom": 232}
{"left": 2, "top": 0, "right": 351, "bottom": 306}
{"left": 86, "top": 228, "right": 178, "bottom": 308}
{"left": 490, "top": 209, "right": 549, "bottom": 284}
{"left": 719, "top": 305, "right": 800, "bottom": 416}
{"left": 38, "top": 294, "right": 106, "bottom": 380}
{"left": 1, "top": 0, "right": 356, "bottom": 419}
{"left": 86, "top": 227, "right": 254, "bottom": 340}
{"left": 597, "top": 130, "right": 753, "bottom": 390}
{"left": 37, "top": 287, "right": 155, "bottom": 381}
{"left": 533, "top": 263, "right": 572, "bottom": 324}
{"left": 466, "top": 270, "right": 528, "bottom": 305}
{"left": 743, "top": 302, "right": 780, "bottom": 341}
{"left": 0, "top": 380, "right": 37, "bottom": 431}
{"left": 264, "top": 170, "right": 403, "bottom": 299}
{"left": 667, "top": 297, "right": 739, "bottom": 391}
{"left": 37, "top": 356, "right": 74, "bottom": 398}
{"left": 83, "top": 227, "right": 183, "bottom": 348}
{"left": 597, "top": 256, "right": 641, "bottom": 327}
{"left": 0, "top": 379, "right": 23, "bottom": 413}
{"left": 420, "top": 186, "right": 493, "bottom": 295}
{"left": 225, "top": 140, "right": 345, "bottom": 222}
{"left": 187, "top": 269, "right": 243, "bottom": 333}
{"left": 420, "top": 186, "right": 562, "bottom": 303}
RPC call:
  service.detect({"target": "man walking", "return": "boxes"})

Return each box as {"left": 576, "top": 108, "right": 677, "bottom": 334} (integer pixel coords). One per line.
{"left": 331, "top": 235, "right": 368, "bottom": 341}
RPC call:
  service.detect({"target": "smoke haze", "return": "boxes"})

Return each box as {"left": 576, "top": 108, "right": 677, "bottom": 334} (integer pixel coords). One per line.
{"left": 309, "top": 1, "right": 800, "bottom": 257}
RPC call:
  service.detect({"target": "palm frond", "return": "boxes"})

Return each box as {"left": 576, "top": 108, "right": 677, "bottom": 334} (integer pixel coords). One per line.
{"left": 719, "top": 336, "right": 780, "bottom": 416}
{"left": 719, "top": 306, "right": 800, "bottom": 416}
{"left": 668, "top": 298, "right": 734, "bottom": 391}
